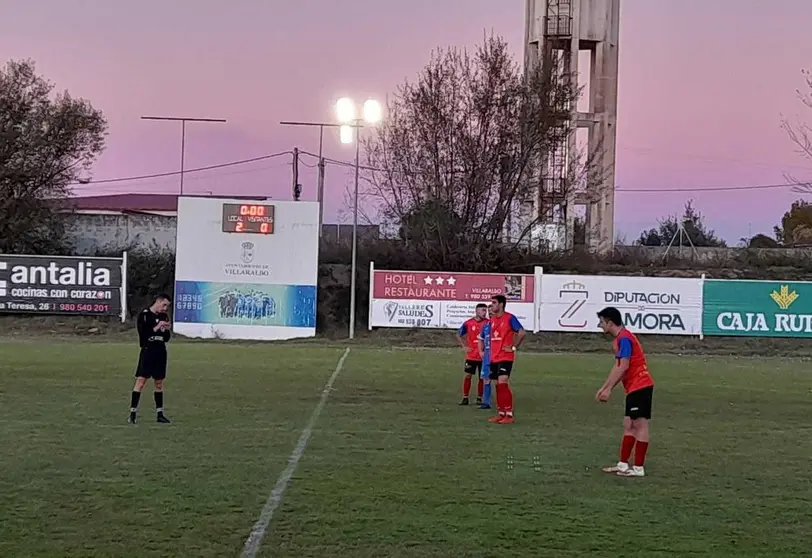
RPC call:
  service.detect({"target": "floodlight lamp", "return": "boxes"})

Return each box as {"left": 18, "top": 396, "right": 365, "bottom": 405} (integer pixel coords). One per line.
{"left": 363, "top": 99, "right": 382, "bottom": 124}
{"left": 339, "top": 125, "right": 354, "bottom": 144}
{"left": 336, "top": 97, "right": 356, "bottom": 123}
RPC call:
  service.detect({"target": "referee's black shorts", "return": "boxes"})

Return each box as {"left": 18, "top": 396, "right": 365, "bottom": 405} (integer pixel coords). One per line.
{"left": 135, "top": 348, "right": 167, "bottom": 380}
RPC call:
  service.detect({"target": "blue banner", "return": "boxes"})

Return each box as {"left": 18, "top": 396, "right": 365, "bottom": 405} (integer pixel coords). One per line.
{"left": 174, "top": 281, "right": 316, "bottom": 328}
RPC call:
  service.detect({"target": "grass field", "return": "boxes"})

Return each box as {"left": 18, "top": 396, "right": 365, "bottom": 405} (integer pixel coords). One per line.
{"left": 1, "top": 340, "right": 810, "bottom": 557}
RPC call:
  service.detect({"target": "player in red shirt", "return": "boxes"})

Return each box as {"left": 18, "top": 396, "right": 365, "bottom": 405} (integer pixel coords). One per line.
{"left": 456, "top": 303, "right": 488, "bottom": 405}
{"left": 595, "top": 306, "right": 655, "bottom": 477}
{"left": 485, "top": 295, "right": 526, "bottom": 424}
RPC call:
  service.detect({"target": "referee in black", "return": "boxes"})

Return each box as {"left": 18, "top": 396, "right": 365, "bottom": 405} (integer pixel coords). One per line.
{"left": 128, "top": 293, "right": 172, "bottom": 424}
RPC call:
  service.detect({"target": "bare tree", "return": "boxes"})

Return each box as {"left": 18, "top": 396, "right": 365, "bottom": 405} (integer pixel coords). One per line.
{"left": 781, "top": 69, "right": 812, "bottom": 195}
{"left": 354, "top": 34, "right": 596, "bottom": 266}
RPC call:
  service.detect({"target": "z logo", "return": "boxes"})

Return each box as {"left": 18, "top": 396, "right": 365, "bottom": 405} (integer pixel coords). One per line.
{"left": 558, "top": 280, "right": 588, "bottom": 328}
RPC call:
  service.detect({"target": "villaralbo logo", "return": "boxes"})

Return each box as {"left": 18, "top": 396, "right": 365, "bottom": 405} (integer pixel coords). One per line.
{"left": 716, "top": 285, "right": 812, "bottom": 333}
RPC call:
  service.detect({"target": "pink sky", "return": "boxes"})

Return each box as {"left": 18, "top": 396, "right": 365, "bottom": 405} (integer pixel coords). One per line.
{"left": 3, "top": 0, "right": 812, "bottom": 242}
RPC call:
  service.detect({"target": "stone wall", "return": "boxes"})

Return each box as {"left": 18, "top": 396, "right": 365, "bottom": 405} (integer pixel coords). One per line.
{"left": 65, "top": 213, "right": 177, "bottom": 254}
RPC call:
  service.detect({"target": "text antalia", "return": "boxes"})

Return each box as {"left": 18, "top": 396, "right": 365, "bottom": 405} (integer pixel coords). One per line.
{"left": 6, "top": 262, "right": 111, "bottom": 286}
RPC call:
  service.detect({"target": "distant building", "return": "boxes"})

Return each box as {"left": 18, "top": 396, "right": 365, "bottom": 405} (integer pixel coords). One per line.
{"left": 59, "top": 194, "right": 380, "bottom": 254}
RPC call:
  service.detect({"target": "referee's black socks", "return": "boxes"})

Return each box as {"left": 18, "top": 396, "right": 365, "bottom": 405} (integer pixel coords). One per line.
{"left": 130, "top": 391, "right": 141, "bottom": 411}
{"left": 154, "top": 391, "right": 164, "bottom": 413}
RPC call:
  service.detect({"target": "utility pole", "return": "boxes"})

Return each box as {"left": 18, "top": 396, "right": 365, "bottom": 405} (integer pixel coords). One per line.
{"left": 316, "top": 131, "right": 326, "bottom": 234}
{"left": 279, "top": 121, "right": 341, "bottom": 236}
{"left": 292, "top": 147, "right": 301, "bottom": 200}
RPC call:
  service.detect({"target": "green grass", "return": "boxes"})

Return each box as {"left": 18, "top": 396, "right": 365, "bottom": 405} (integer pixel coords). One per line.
{"left": 0, "top": 341, "right": 810, "bottom": 557}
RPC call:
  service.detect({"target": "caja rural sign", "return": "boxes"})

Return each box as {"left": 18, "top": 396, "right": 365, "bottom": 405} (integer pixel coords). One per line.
{"left": 702, "top": 280, "right": 812, "bottom": 337}
{"left": 368, "top": 265, "right": 536, "bottom": 330}
{"left": 0, "top": 254, "right": 126, "bottom": 318}
{"left": 537, "top": 274, "right": 703, "bottom": 335}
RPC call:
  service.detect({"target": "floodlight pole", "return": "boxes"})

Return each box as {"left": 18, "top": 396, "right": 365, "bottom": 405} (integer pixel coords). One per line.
{"left": 141, "top": 116, "right": 226, "bottom": 195}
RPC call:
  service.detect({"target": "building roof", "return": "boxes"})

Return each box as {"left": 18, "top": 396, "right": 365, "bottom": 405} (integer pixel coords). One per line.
{"left": 63, "top": 193, "right": 270, "bottom": 213}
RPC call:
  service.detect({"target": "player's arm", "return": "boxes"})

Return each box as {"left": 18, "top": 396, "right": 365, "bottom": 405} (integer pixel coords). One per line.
{"left": 456, "top": 324, "right": 468, "bottom": 350}
{"left": 508, "top": 315, "right": 526, "bottom": 350}
{"left": 477, "top": 333, "right": 485, "bottom": 358}
{"left": 598, "top": 337, "right": 632, "bottom": 394}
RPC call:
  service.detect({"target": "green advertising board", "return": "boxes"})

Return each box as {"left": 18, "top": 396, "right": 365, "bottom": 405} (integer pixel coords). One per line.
{"left": 702, "top": 280, "right": 812, "bottom": 337}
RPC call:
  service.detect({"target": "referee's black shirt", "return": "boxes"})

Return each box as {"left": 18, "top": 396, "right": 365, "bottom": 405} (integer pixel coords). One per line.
{"left": 137, "top": 308, "right": 171, "bottom": 351}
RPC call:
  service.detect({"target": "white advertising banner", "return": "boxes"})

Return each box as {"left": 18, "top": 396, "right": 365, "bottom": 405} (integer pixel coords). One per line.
{"left": 368, "top": 266, "right": 536, "bottom": 330}
{"left": 537, "top": 272, "right": 703, "bottom": 335}
{"left": 173, "top": 197, "right": 319, "bottom": 340}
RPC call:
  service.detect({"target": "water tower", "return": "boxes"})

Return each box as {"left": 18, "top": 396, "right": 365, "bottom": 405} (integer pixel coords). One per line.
{"left": 524, "top": 0, "right": 620, "bottom": 253}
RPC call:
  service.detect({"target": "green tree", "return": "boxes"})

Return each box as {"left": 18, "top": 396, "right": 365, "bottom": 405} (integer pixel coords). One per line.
{"left": 743, "top": 233, "right": 779, "bottom": 249}
{"left": 0, "top": 59, "right": 107, "bottom": 254}
{"left": 637, "top": 200, "right": 726, "bottom": 247}
{"left": 774, "top": 199, "right": 812, "bottom": 246}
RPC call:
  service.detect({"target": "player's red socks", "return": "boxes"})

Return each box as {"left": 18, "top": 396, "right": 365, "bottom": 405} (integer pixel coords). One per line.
{"left": 463, "top": 375, "right": 472, "bottom": 397}
{"left": 494, "top": 383, "right": 513, "bottom": 415}
{"left": 620, "top": 435, "right": 636, "bottom": 463}
{"left": 634, "top": 441, "right": 649, "bottom": 467}
{"left": 503, "top": 384, "right": 513, "bottom": 414}
{"left": 477, "top": 378, "right": 484, "bottom": 398}
{"left": 495, "top": 383, "right": 505, "bottom": 412}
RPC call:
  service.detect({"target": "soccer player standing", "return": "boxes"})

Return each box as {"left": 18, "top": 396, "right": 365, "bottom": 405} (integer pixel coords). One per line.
{"left": 456, "top": 303, "right": 488, "bottom": 405}
{"left": 129, "top": 294, "right": 173, "bottom": 424}
{"left": 595, "top": 306, "right": 654, "bottom": 477}
{"left": 485, "top": 295, "right": 526, "bottom": 424}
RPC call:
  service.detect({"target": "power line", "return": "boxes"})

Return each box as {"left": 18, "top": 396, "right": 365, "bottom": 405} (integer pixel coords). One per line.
{"left": 297, "top": 150, "right": 810, "bottom": 193}
{"left": 69, "top": 151, "right": 292, "bottom": 187}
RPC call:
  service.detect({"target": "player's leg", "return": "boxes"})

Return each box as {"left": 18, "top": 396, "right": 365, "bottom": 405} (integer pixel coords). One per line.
{"left": 475, "top": 362, "right": 484, "bottom": 405}
{"left": 490, "top": 363, "right": 514, "bottom": 423}
{"left": 459, "top": 361, "right": 476, "bottom": 405}
{"left": 602, "top": 415, "right": 635, "bottom": 474}
{"left": 617, "top": 387, "right": 653, "bottom": 477}
{"left": 487, "top": 365, "right": 504, "bottom": 422}
{"left": 480, "top": 377, "right": 492, "bottom": 409}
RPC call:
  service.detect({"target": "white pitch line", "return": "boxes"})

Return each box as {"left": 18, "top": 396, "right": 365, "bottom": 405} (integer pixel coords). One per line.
{"left": 240, "top": 346, "right": 350, "bottom": 558}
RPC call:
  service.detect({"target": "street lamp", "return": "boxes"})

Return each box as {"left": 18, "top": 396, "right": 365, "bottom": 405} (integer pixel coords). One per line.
{"left": 141, "top": 116, "right": 226, "bottom": 195}
{"left": 336, "top": 97, "right": 382, "bottom": 340}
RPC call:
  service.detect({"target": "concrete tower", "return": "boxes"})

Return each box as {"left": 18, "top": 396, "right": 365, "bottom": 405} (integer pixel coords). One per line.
{"left": 524, "top": 0, "right": 620, "bottom": 253}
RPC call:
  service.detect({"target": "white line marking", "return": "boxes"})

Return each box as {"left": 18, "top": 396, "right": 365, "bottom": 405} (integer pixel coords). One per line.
{"left": 240, "top": 347, "right": 350, "bottom": 558}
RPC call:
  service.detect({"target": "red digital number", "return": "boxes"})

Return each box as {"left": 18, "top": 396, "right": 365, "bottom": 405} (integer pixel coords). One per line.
{"left": 239, "top": 204, "right": 265, "bottom": 217}
{"left": 236, "top": 221, "right": 244, "bottom": 232}
{"left": 260, "top": 222, "right": 270, "bottom": 233}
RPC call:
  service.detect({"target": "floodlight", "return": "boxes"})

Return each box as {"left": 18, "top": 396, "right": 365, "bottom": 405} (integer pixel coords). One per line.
{"left": 339, "top": 125, "right": 354, "bottom": 144}
{"left": 363, "top": 99, "right": 382, "bottom": 124}
{"left": 336, "top": 97, "right": 356, "bottom": 123}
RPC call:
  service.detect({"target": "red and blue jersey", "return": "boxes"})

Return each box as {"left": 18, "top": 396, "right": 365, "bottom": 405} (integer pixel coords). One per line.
{"left": 488, "top": 312, "right": 523, "bottom": 363}
{"left": 613, "top": 328, "right": 654, "bottom": 394}
{"left": 458, "top": 318, "right": 486, "bottom": 361}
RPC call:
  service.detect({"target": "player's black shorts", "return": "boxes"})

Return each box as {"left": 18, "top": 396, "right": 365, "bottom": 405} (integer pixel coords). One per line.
{"left": 135, "top": 348, "right": 167, "bottom": 380}
{"left": 488, "top": 361, "right": 513, "bottom": 380}
{"left": 463, "top": 360, "right": 482, "bottom": 375}
{"left": 625, "top": 386, "right": 654, "bottom": 420}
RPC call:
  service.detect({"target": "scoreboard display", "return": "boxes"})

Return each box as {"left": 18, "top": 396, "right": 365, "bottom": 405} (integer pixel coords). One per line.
{"left": 221, "top": 203, "right": 274, "bottom": 234}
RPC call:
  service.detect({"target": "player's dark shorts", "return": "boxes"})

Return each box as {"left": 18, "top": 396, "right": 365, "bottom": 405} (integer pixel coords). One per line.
{"left": 135, "top": 347, "right": 167, "bottom": 380}
{"left": 488, "top": 361, "right": 513, "bottom": 380}
{"left": 624, "top": 386, "right": 654, "bottom": 420}
{"left": 464, "top": 359, "right": 482, "bottom": 375}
